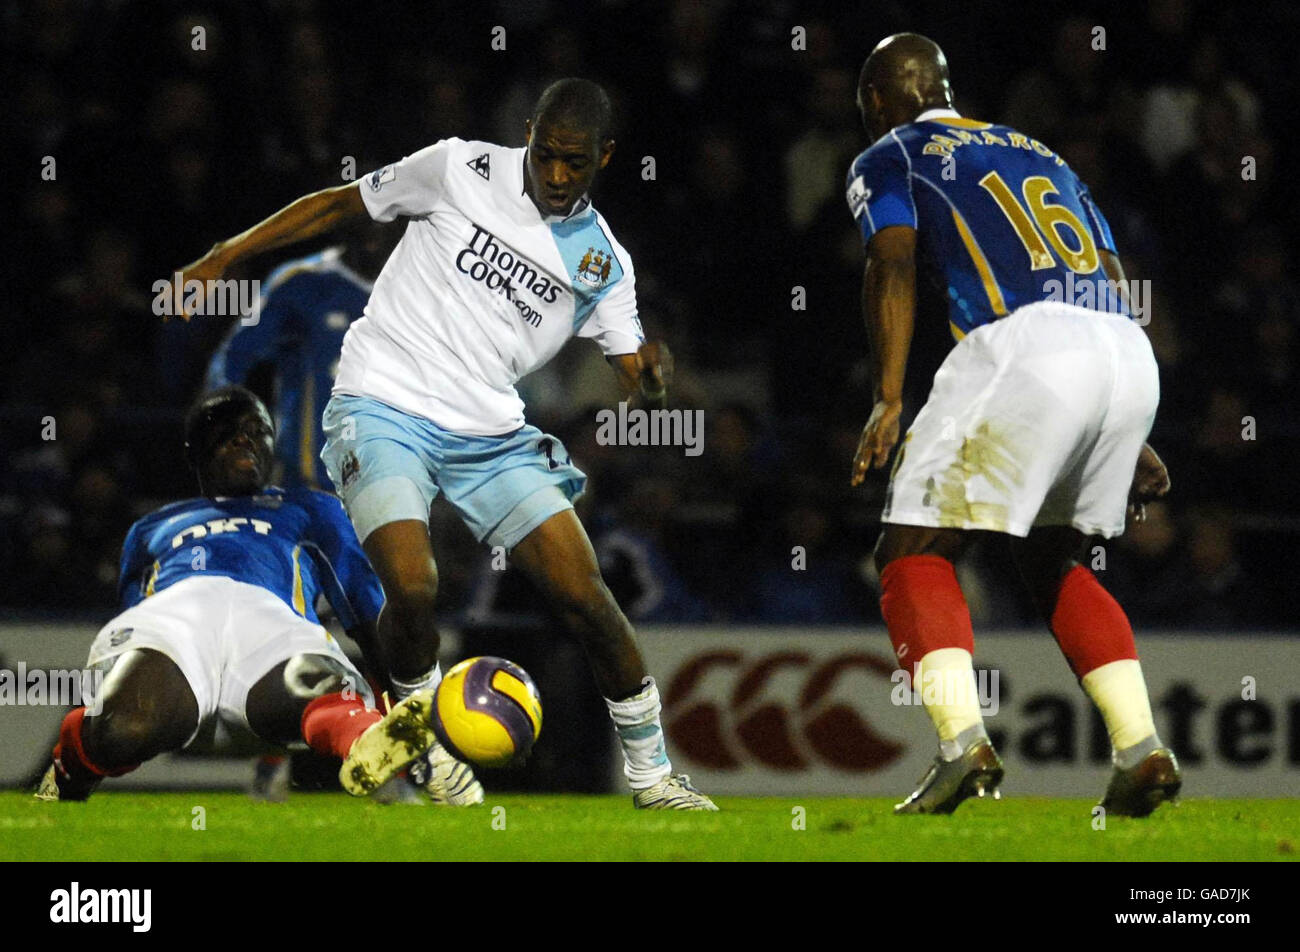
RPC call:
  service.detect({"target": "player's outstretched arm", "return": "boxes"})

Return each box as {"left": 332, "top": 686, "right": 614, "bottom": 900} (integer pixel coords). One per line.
{"left": 173, "top": 182, "right": 368, "bottom": 318}
{"left": 610, "top": 340, "right": 674, "bottom": 408}
{"left": 852, "top": 224, "right": 917, "bottom": 485}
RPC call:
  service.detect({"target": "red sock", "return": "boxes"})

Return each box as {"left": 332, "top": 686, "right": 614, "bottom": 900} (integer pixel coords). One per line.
{"left": 301, "top": 692, "right": 381, "bottom": 759}
{"left": 1050, "top": 565, "right": 1138, "bottom": 678}
{"left": 54, "top": 707, "right": 137, "bottom": 780}
{"left": 879, "top": 555, "right": 975, "bottom": 664}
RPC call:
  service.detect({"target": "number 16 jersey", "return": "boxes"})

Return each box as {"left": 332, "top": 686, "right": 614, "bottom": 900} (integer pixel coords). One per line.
{"left": 845, "top": 108, "right": 1125, "bottom": 340}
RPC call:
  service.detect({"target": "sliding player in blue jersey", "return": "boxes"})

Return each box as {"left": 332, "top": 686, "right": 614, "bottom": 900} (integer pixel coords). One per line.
{"left": 37, "top": 387, "right": 439, "bottom": 802}
{"left": 845, "top": 34, "right": 1179, "bottom": 816}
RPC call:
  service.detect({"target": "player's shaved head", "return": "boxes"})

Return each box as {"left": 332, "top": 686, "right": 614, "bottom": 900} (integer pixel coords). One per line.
{"left": 857, "top": 33, "right": 953, "bottom": 139}
{"left": 532, "top": 77, "right": 613, "bottom": 140}
{"left": 524, "top": 78, "right": 616, "bottom": 217}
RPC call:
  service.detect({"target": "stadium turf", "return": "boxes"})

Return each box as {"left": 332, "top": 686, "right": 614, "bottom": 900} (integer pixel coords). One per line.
{"left": 1, "top": 793, "right": 1296, "bottom": 861}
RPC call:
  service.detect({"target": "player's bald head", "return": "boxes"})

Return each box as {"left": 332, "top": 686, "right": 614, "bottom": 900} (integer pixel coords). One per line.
{"left": 524, "top": 78, "right": 616, "bottom": 217}
{"left": 857, "top": 33, "right": 953, "bottom": 138}
{"left": 531, "top": 77, "right": 613, "bottom": 141}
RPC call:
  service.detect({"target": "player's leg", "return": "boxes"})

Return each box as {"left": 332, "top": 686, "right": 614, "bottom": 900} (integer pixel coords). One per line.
{"left": 227, "top": 580, "right": 444, "bottom": 800}
{"left": 355, "top": 519, "right": 482, "bottom": 803}
{"left": 323, "top": 393, "right": 492, "bottom": 804}
{"left": 435, "top": 423, "right": 711, "bottom": 809}
{"left": 876, "top": 303, "right": 1141, "bottom": 812}
{"left": 39, "top": 648, "right": 199, "bottom": 801}
{"left": 362, "top": 519, "right": 442, "bottom": 687}
{"left": 245, "top": 655, "right": 429, "bottom": 799}
{"left": 874, "top": 524, "right": 1004, "bottom": 813}
{"left": 244, "top": 656, "right": 341, "bottom": 802}
{"left": 245, "top": 654, "right": 361, "bottom": 746}
{"left": 512, "top": 508, "right": 645, "bottom": 698}
{"left": 1021, "top": 308, "right": 1177, "bottom": 816}
{"left": 509, "top": 509, "right": 716, "bottom": 810}
{"left": 1013, "top": 526, "right": 1180, "bottom": 816}
{"left": 320, "top": 394, "right": 447, "bottom": 698}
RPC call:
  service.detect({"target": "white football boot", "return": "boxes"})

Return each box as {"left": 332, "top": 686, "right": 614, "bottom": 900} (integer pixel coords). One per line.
{"left": 408, "top": 739, "right": 485, "bottom": 806}
{"left": 632, "top": 774, "right": 719, "bottom": 811}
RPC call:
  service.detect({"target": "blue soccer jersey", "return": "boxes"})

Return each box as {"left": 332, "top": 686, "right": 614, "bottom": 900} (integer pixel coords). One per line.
{"left": 116, "top": 486, "right": 384, "bottom": 628}
{"left": 846, "top": 109, "right": 1123, "bottom": 339}
{"left": 207, "top": 249, "right": 370, "bottom": 488}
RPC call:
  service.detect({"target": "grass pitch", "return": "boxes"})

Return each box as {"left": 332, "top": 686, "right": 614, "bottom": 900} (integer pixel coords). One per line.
{"left": 1, "top": 792, "right": 1295, "bottom": 862}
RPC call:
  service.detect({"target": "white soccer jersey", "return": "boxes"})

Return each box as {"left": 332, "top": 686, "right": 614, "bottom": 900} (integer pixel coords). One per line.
{"left": 334, "top": 137, "right": 645, "bottom": 435}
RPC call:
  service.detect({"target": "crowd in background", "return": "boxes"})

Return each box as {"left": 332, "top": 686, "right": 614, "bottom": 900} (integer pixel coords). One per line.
{"left": 2, "top": 0, "right": 1296, "bottom": 629}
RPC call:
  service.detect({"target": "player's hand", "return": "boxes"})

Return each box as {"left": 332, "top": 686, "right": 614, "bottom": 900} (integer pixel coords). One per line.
{"left": 1127, "top": 442, "right": 1170, "bottom": 523}
{"left": 635, "top": 340, "right": 673, "bottom": 400}
{"left": 851, "top": 398, "right": 903, "bottom": 485}
{"left": 171, "top": 244, "right": 232, "bottom": 321}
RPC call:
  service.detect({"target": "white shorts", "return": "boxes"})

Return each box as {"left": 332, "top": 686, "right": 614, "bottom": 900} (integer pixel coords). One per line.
{"left": 84, "top": 576, "right": 372, "bottom": 746}
{"left": 884, "top": 301, "right": 1159, "bottom": 539}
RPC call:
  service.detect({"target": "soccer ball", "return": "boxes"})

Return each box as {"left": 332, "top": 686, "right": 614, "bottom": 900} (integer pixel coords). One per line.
{"left": 432, "top": 657, "right": 543, "bottom": 768}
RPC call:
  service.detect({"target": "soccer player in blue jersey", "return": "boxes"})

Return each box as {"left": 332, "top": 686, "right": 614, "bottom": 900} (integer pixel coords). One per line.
{"left": 845, "top": 35, "right": 1179, "bottom": 816}
{"left": 175, "top": 79, "right": 715, "bottom": 810}
{"left": 206, "top": 228, "right": 396, "bottom": 489}
{"left": 37, "top": 387, "right": 441, "bottom": 802}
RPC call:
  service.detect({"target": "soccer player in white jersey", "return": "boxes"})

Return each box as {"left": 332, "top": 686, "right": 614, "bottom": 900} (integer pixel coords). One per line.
{"left": 178, "top": 79, "right": 715, "bottom": 810}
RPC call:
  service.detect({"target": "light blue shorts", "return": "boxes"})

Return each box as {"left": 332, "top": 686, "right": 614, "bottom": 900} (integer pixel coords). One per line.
{"left": 320, "top": 394, "right": 586, "bottom": 550}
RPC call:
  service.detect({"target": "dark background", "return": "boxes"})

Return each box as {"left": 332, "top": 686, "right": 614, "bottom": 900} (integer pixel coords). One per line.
{"left": 2, "top": 0, "right": 1297, "bottom": 632}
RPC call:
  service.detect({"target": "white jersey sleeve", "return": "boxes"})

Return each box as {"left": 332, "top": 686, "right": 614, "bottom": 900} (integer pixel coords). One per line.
{"left": 577, "top": 238, "right": 645, "bottom": 357}
{"left": 360, "top": 139, "right": 458, "bottom": 222}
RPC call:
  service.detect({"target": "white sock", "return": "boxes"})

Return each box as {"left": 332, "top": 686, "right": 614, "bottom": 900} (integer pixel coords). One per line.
{"left": 1081, "top": 659, "right": 1160, "bottom": 765}
{"left": 606, "top": 677, "right": 672, "bottom": 790}
{"left": 913, "top": 648, "right": 987, "bottom": 760}
{"left": 391, "top": 663, "right": 442, "bottom": 701}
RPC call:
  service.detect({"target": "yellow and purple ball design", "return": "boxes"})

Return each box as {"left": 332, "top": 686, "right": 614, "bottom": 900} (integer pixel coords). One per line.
{"left": 432, "top": 657, "right": 543, "bottom": 768}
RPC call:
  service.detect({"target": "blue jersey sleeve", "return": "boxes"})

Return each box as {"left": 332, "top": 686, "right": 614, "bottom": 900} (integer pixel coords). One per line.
{"left": 117, "top": 519, "right": 151, "bottom": 610}
{"left": 1077, "top": 183, "right": 1118, "bottom": 255}
{"left": 206, "top": 276, "right": 298, "bottom": 389}
{"left": 301, "top": 491, "right": 385, "bottom": 630}
{"left": 846, "top": 136, "right": 917, "bottom": 245}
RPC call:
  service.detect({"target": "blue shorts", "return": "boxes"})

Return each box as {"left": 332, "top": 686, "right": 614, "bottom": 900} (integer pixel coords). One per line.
{"left": 320, "top": 394, "right": 586, "bottom": 551}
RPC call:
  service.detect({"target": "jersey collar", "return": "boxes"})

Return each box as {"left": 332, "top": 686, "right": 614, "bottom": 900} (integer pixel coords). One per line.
{"left": 517, "top": 151, "right": 594, "bottom": 224}
{"left": 915, "top": 107, "right": 962, "bottom": 123}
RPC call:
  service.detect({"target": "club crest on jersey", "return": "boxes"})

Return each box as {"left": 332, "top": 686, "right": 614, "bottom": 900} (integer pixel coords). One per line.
{"left": 341, "top": 451, "right": 360, "bottom": 489}
{"left": 467, "top": 153, "right": 491, "bottom": 181}
{"left": 107, "top": 627, "right": 134, "bottom": 648}
{"left": 576, "top": 247, "right": 612, "bottom": 288}
{"left": 846, "top": 175, "right": 872, "bottom": 218}
{"left": 369, "top": 164, "right": 396, "bottom": 192}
